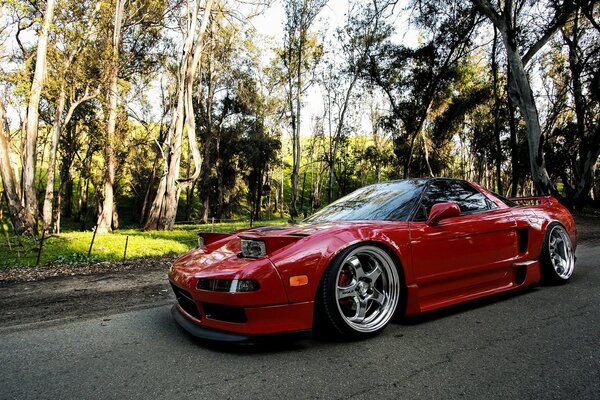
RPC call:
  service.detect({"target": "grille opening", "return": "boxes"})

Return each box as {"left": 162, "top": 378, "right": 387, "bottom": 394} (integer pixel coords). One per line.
{"left": 170, "top": 283, "right": 201, "bottom": 320}
{"left": 203, "top": 303, "right": 247, "bottom": 323}
{"left": 518, "top": 229, "right": 529, "bottom": 253}
{"left": 514, "top": 266, "right": 527, "bottom": 285}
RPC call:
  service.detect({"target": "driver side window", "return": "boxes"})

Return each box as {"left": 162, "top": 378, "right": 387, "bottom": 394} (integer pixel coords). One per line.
{"left": 415, "top": 180, "right": 492, "bottom": 221}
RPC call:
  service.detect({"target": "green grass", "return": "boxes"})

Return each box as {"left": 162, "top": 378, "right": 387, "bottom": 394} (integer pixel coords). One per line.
{"left": 0, "top": 218, "right": 289, "bottom": 268}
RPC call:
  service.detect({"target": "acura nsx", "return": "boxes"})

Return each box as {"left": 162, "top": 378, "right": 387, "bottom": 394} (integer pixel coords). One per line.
{"left": 168, "top": 178, "right": 576, "bottom": 342}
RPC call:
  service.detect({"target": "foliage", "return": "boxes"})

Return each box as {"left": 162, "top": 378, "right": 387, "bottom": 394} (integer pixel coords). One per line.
{"left": 0, "top": 217, "right": 288, "bottom": 268}
{"left": 1, "top": 0, "right": 600, "bottom": 252}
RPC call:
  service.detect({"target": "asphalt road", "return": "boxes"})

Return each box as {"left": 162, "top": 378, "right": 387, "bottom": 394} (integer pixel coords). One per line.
{"left": 1, "top": 245, "right": 599, "bottom": 400}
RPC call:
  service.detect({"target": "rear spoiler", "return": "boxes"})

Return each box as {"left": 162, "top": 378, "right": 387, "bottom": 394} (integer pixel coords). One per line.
{"left": 509, "top": 196, "right": 557, "bottom": 205}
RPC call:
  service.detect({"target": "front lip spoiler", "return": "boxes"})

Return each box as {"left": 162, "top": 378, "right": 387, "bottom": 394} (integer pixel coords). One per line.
{"left": 171, "top": 305, "right": 312, "bottom": 343}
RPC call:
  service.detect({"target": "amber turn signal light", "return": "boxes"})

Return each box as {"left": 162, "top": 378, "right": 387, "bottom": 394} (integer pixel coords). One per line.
{"left": 289, "top": 275, "right": 309, "bottom": 287}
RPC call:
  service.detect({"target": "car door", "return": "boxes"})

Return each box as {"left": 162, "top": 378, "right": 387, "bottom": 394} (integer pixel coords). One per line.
{"left": 409, "top": 179, "right": 519, "bottom": 310}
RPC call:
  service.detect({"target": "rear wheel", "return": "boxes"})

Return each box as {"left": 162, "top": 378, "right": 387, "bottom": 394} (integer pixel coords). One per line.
{"left": 541, "top": 222, "right": 575, "bottom": 284}
{"left": 320, "top": 244, "right": 401, "bottom": 338}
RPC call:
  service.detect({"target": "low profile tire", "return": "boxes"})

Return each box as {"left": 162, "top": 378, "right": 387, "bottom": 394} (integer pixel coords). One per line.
{"left": 319, "top": 244, "right": 402, "bottom": 338}
{"left": 540, "top": 222, "right": 575, "bottom": 284}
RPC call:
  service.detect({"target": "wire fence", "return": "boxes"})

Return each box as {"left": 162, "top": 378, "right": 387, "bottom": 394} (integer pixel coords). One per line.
{"left": 0, "top": 226, "right": 199, "bottom": 268}
{"left": 0, "top": 217, "right": 278, "bottom": 268}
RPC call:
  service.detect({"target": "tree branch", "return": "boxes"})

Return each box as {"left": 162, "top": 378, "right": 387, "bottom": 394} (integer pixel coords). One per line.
{"left": 472, "top": 0, "right": 502, "bottom": 27}
{"left": 522, "top": 1, "right": 578, "bottom": 66}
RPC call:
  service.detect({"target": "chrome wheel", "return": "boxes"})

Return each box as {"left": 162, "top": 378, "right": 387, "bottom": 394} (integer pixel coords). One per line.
{"left": 547, "top": 225, "right": 574, "bottom": 280}
{"left": 333, "top": 246, "right": 400, "bottom": 334}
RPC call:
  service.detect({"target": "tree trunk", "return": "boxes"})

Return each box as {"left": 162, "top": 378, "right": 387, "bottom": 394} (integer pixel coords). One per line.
{"left": 144, "top": 0, "right": 213, "bottom": 230}
{"left": 491, "top": 27, "right": 503, "bottom": 194}
{"left": 42, "top": 86, "right": 66, "bottom": 232}
{"left": 53, "top": 182, "right": 62, "bottom": 234}
{"left": 507, "top": 67, "right": 519, "bottom": 197}
{"left": 0, "top": 99, "right": 36, "bottom": 235}
{"left": 473, "top": 0, "right": 559, "bottom": 195}
{"left": 141, "top": 153, "right": 159, "bottom": 224}
{"left": 20, "top": 0, "right": 56, "bottom": 235}
{"left": 503, "top": 37, "right": 553, "bottom": 194}
{"left": 290, "top": 33, "right": 303, "bottom": 221}
{"left": 254, "top": 170, "right": 265, "bottom": 221}
{"left": 97, "top": 0, "right": 125, "bottom": 233}
{"left": 564, "top": 14, "right": 600, "bottom": 209}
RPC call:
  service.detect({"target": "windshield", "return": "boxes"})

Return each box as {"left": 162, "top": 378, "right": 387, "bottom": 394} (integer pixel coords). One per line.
{"left": 304, "top": 180, "right": 426, "bottom": 223}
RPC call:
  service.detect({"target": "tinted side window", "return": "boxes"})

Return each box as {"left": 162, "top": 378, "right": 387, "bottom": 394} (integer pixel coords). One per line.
{"left": 415, "top": 180, "right": 491, "bottom": 220}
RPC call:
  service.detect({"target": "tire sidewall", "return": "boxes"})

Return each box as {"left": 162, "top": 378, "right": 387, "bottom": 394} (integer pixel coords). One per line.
{"left": 541, "top": 222, "right": 574, "bottom": 285}
{"left": 319, "top": 243, "right": 403, "bottom": 339}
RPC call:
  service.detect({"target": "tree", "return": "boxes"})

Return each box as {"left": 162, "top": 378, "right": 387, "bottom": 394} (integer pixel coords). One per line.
{"left": 542, "top": 2, "right": 600, "bottom": 208}
{"left": 41, "top": 0, "right": 102, "bottom": 232}
{"left": 358, "top": 0, "right": 480, "bottom": 178}
{"left": 96, "top": 0, "right": 130, "bottom": 233}
{"left": 280, "top": 0, "right": 326, "bottom": 221}
{"left": 0, "top": 0, "right": 55, "bottom": 236}
{"left": 144, "top": 0, "right": 213, "bottom": 230}
{"left": 472, "top": 0, "right": 577, "bottom": 195}
{"left": 0, "top": 0, "right": 56, "bottom": 235}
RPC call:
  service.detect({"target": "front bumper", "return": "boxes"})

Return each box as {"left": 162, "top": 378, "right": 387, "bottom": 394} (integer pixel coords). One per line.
{"left": 171, "top": 305, "right": 312, "bottom": 343}
{"left": 169, "top": 282, "right": 315, "bottom": 336}
{"left": 168, "top": 253, "right": 315, "bottom": 339}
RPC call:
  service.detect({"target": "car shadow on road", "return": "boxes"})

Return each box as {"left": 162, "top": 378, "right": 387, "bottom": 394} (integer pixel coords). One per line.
{"left": 397, "top": 287, "right": 538, "bottom": 326}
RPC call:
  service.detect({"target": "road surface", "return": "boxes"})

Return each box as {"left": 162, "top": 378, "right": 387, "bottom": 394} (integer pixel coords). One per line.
{"left": 1, "top": 247, "right": 599, "bottom": 399}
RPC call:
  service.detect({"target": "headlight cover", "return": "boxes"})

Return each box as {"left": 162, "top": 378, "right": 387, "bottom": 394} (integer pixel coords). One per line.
{"left": 240, "top": 239, "right": 267, "bottom": 258}
{"left": 197, "top": 279, "right": 260, "bottom": 292}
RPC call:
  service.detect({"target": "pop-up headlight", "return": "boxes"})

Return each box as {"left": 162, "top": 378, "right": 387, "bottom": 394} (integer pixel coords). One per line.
{"left": 197, "top": 279, "right": 260, "bottom": 292}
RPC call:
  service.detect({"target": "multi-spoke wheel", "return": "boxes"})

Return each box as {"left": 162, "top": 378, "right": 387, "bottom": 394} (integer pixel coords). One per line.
{"left": 320, "top": 244, "right": 402, "bottom": 338}
{"left": 541, "top": 222, "right": 575, "bottom": 284}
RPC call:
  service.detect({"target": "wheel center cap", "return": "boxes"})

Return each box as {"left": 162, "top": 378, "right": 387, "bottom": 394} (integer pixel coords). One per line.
{"left": 357, "top": 281, "right": 369, "bottom": 296}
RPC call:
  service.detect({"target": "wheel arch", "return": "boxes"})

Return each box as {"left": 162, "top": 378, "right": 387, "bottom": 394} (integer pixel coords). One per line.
{"left": 313, "top": 239, "right": 408, "bottom": 312}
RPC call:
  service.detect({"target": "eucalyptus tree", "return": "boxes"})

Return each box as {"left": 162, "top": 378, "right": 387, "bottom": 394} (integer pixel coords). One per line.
{"left": 194, "top": 15, "right": 239, "bottom": 223}
{"left": 192, "top": 13, "right": 284, "bottom": 222}
{"left": 320, "top": 0, "right": 385, "bottom": 203}
{"left": 280, "top": 0, "right": 326, "bottom": 220}
{"left": 85, "top": 0, "right": 170, "bottom": 232}
{"left": 95, "top": 0, "right": 126, "bottom": 233}
{"left": 355, "top": 0, "right": 481, "bottom": 178}
{"left": 22, "top": 0, "right": 55, "bottom": 235}
{"left": 471, "top": 0, "right": 578, "bottom": 195}
{"left": 0, "top": 4, "right": 30, "bottom": 235}
{"left": 144, "top": 0, "right": 214, "bottom": 230}
{"left": 41, "top": 0, "right": 102, "bottom": 233}
{"left": 0, "top": 0, "right": 55, "bottom": 235}
{"left": 542, "top": 2, "right": 600, "bottom": 208}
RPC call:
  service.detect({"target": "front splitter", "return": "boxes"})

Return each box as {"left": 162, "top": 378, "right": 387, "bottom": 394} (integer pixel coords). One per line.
{"left": 171, "top": 305, "right": 312, "bottom": 343}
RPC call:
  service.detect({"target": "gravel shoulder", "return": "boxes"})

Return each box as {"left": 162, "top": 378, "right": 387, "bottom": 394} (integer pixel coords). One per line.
{"left": 0, "top": 257, "right": 176, "bottom": 331}
{"left": 1, "top": 216, "right": 598, "bottom": 331}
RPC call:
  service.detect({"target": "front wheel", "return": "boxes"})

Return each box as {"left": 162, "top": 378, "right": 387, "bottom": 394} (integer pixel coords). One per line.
{"left": 319, "top": 244, "right": 402, "bottom": 338}
{"left": 540, "top": 222, "right": 575, "bottom": 284}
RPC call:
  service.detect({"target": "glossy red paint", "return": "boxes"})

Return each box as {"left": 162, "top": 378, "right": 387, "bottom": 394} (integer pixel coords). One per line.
{"left": 426, "top": 202, "right": 460, "bottom": 226}
{"left": 168, "top": 179, "right": 577, "bottom": 340}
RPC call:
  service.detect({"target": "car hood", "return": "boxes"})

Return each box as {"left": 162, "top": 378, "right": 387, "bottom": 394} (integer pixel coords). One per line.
{"left": 173, "top": 220, "right": 405, "bottom": 273}
{"left": 243, "top": 221, "right": 379, "bottom": 237}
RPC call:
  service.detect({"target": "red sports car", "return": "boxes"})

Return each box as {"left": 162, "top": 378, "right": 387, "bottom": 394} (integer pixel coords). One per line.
{"left": 169, "top": 178, "right": 576, "bottom": 342}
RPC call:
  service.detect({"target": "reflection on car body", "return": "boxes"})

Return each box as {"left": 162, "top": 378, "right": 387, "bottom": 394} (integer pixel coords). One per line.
{"left": 169, "top": 178, "right": 576, "bottom": 342}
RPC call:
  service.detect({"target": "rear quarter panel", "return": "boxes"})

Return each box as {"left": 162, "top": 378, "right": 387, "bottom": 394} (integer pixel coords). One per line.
{"left": 513, "top": 202, "right": 577, "bottom": 258}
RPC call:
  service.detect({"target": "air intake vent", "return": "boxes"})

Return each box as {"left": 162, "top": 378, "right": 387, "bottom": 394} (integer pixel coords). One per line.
{"left": 170, "top": 283, "right": 201, "bottom": 320}
{"left": 518, "top": 229, "right": 529, "bottom": 254}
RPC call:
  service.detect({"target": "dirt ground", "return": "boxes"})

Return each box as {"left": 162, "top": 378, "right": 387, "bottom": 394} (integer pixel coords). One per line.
{"left": 1, "top": 216, "right": 598, "bottom": 331}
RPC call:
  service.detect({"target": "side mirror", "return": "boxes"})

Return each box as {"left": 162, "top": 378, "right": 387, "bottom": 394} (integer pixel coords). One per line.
{"left": 426, "top": 202, "right": 460, "bottom": 226}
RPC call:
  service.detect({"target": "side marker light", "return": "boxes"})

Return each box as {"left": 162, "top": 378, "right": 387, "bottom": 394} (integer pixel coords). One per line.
{"left": 289, "top": 275, "right": 309, "bottom": 287}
